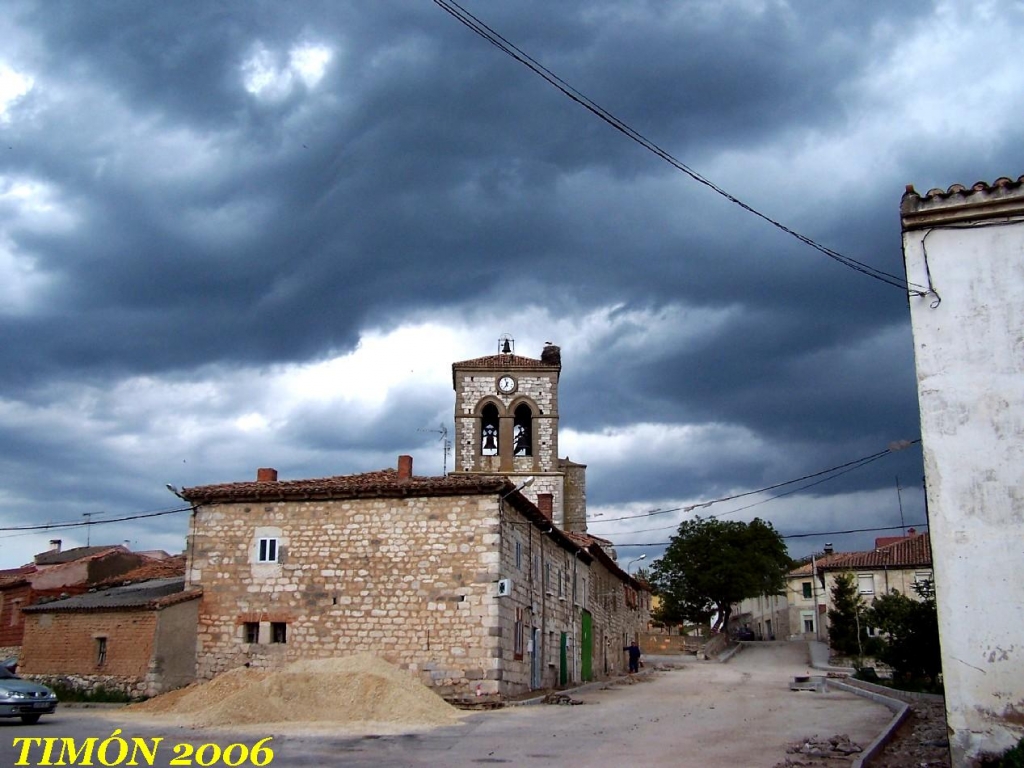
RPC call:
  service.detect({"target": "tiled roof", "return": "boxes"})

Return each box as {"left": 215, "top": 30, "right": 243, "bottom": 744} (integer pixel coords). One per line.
{"left": 565, "top": 532, "right": 648, "bottom": 592}
{"left": 789, "top": 552, "right": 847, "bottom": 577}
{"left": 22, "top": 577, "right": 201, "bottom": 614}
{"left": 34, "top": 545, "right": 126, "bottom": 566}
{"left": 819, "top": 533, "right": 932, "bottom": 571}
{"left": 96, "top": 555, "right": 186, "bottom": 588}
{"left": 0, "top": 567, "right": 35, "bottom": 590}
{"left": 904, "top": 175, "right": 1024, "bottom": 202}
{"left": 451, "top": 354, "right": 559, "bottom": 370}
{"left": 182, "top": 468, "right": 511, "bottom": 504}
{"left": 902, "top": 175, "right": 1024, "bottom": 229}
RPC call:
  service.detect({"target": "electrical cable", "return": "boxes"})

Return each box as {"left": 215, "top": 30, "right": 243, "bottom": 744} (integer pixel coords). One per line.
{"left": 612, "top": 522, "right": 928, "bottom": 549}
{"left": 587, "top": 440, "right": 919, "bottom": 527}
{"left": 0, "top": 506, "right": 192, "bottom": 535}
{"left": 433, "top": 0, "right": 928, "bottom": 295}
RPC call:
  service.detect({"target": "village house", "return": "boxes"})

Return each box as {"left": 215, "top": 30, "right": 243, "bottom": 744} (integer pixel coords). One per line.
{"left": 732, "top": 530, "right": 932, "bottom": 642}
{"left": 902, "top": 176, "right": 1024, "bottom": 764}
{"left": 19, "top": 573, "right": 199, "bottom": 698}
{"left": 181, "top": 341, "right": 649, "bottom": 699}
{"left": 17, "top": 557, "right": 199, "bottom": 698}
{"left": 0, "top": 542, "right": 149, "bottom": 658}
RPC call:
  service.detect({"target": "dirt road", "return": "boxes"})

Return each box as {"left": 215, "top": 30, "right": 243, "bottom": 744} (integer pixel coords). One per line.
{"left": 0, "top": 642, "right": 895, "bottom": 768}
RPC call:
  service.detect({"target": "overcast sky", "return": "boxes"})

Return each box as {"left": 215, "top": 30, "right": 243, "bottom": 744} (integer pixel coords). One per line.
{"left": 0, "top": 0, "right": 1019, "bottom": 569}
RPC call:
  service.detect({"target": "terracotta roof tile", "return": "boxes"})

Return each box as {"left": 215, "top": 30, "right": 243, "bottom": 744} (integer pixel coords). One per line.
{"left": 904, "top": 175, "right": 1024, "bottom": 202}
{"left": 34, "top": 545, "right": 126, "bottom": 566}
{"left": 819, "top": 533, "right": 932, "bottom": 571}
{"left": 789, "top": 552, "right": 847, "bottom": 577}
{"left": 183, "top": 468, "right": 510, "bottom": 504}
{"left": 452, "top": 353, "right": 559, "bottom": 370}
{"left": 96, "top": 555, "right": 186, "bottom": 588}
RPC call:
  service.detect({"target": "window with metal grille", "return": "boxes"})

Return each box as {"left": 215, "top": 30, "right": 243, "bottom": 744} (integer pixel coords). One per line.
{"left": 271, "top": 622, "right": 287, "bottom": 644}
{"left": 243, "top": 622, "right": 259, "bottom": 644}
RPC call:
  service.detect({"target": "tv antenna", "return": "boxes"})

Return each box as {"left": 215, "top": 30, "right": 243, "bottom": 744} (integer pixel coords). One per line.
{"left": 419, "top": 424, "right": 452, "bottom": 476}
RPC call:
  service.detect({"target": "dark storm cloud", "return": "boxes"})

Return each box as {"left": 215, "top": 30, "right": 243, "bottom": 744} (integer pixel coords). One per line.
{"left": 1, "top": 1, "right": 1020, "bottom": 564}
{"left": 1, "top": 0, "right": 934, "bottom": 391}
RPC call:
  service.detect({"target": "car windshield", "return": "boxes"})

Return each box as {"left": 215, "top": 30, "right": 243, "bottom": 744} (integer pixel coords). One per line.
{"left": 0, "top": 667, "right": 19, "bottom": 680}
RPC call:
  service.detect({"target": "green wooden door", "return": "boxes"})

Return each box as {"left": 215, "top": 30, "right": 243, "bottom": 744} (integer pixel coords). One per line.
{"left": 581, "top": 610, "right": 593, "bottom": 682}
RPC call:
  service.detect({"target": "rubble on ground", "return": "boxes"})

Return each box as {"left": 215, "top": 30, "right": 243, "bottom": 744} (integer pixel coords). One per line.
{"left": 773, "top": 734, "right": 863, "bottom": 766}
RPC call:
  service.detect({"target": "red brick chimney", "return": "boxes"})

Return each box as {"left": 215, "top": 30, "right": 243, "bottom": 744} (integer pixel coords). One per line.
{"left": 397, "top": 455, "right": 413, "bottom": 480}
{"left": 256, "top": 468, "right": 278, "bottom": 482}
{"left": 537, "top": 493, "right": 553, "bottom": 520}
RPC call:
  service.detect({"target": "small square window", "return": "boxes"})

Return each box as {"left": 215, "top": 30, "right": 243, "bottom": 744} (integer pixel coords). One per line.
{"left": 257, "top": 537, "right": 279, "bottom": 563}
{"left": 243, "top": 622, "right": 260, "bottom": 644}
{"left": 96, "top": 637, "right": 107, "bottom": 666}
{"left": 271, "top": 622, "right": 287, "bottom": 644}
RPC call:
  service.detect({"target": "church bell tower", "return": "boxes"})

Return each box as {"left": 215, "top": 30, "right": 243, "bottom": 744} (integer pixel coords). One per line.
{"left": 451, "top": 337, "right": 587, "bottom": 532}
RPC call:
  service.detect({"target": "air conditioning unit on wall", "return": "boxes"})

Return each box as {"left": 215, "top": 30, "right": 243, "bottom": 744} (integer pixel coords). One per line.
{"left": 496, "top": 578, "right": 512, "bottom": 597}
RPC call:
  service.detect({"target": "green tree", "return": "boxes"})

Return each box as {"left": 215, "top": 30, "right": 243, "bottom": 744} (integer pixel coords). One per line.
{"left": 866, "top": 580, "right": 941, "bottom": 682}
{"left": 827, "top": 572, "right": 869, "bottom": 658}
{"left": 649, "top": 517, "right": 791, "bottom": 632}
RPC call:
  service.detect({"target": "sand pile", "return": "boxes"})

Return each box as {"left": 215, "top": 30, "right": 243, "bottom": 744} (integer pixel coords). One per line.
{"left": 127, "top": 654, "right": 463, "bottom": 729}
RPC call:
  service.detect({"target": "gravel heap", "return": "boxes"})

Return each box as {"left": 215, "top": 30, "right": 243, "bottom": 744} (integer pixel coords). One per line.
{"left": 128, "top": 654, "right": 463, "bottom": 729}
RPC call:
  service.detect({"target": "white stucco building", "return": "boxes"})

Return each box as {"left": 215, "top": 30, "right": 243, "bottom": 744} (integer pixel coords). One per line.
{"left": 901, "top": 175, "right": 1024, "bottom": 766}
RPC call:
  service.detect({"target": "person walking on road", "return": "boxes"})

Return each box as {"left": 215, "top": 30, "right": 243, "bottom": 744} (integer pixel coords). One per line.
{"left": 625, "top": 641, "right": 642, "bottom": 673}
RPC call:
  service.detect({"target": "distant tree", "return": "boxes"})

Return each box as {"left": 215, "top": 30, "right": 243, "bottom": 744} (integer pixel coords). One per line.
{"left": 866, "top": 580, "right": 941, "bottom": 682}
{"left": 649, "top": 517, "right": 791, "bottom": 632}
{"left": 828, "top": 572, "right": 869, "bottom": 658}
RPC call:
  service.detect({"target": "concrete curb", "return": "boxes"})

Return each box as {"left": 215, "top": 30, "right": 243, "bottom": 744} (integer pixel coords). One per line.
{"left": 717, "top": 642, "right": 743, "bottom": 663}
{"left": 827, "top": 679, "right": 910, "bottom": 768}
{"left": 505, "top": 669, "right": 656, "bottom": 707}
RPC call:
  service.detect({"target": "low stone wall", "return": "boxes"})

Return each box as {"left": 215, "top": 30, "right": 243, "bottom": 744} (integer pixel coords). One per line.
{"left": 24, "top": 673, "right": 147, "bottom": 700}
{"left": 0, "top": 645, "right": 20, "bottom": 662}
{"left": 640, "top": 633, "right": 701, "bottom": 655}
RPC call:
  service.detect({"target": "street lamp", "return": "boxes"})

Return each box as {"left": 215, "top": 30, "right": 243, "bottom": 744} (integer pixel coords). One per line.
{"left": 627, "top": 554, "right": 646, "bottom": 575}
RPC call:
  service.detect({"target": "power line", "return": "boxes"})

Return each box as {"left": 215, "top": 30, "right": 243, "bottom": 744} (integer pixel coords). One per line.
{"left": 433, "top": 0, "right": 927, "bottom": 295}
{"left": 615, "top": 522, "right": 928, "bottom": 549}
{"left": 587, "top": 440, "right": 919, "bottom": 528}
{"left": 0, "top": 506, "right": 192, "bottom": 535}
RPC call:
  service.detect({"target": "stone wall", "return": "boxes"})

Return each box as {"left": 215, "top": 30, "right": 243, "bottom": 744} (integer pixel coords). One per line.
{"left": 454, "top": 369, "right": 560, "bottom": 478}
{"left": 189, "top": 493, "right": 505, "bottom": 696}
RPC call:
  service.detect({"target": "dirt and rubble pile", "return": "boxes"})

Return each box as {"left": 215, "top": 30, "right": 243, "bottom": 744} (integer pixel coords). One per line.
{"left": 127, "top": 654, "right": 462, "bottom": 728}
{"left": 772, "top": 734, "right": 863, "bottom": 766}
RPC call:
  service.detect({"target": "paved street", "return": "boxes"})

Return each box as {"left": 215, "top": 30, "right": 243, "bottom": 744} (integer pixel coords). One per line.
{"left": 0, "top": 643, "right": 893, "bottom": 768}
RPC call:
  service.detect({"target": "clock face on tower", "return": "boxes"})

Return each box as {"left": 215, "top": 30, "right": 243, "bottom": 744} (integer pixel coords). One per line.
{"left": 497, "top": 375, "right": 516, "bottom": 394}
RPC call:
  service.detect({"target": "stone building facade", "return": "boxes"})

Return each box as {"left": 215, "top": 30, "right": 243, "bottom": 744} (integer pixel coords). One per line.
{"left": 182, "top": 341, "right": 647, "bottom": 698}
{"left": 183, "top": 460, "right": 648, "bottom": 698}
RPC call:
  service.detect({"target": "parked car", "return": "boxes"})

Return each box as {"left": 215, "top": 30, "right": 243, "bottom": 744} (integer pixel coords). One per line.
{"left": 0, "top": 666, "right": 57, "bottom": 724}
{"left": 734, "top": 627, "right": 756, "bottom": 641}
